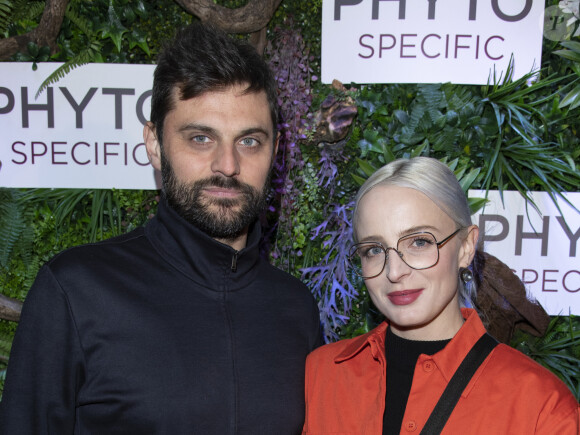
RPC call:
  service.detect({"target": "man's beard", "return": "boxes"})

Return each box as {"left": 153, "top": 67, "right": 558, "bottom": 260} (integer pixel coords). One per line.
{"left": 160, "top": 150, "right": 270, "bottom": 240}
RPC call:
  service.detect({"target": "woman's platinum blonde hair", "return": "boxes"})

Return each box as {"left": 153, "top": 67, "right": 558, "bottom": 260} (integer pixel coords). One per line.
{"left": 353, "top": 156, "right": 476, "bottom": 307}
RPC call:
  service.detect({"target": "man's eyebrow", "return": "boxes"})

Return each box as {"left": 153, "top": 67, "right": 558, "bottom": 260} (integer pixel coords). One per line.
{"left": 176, "top": 124, "right": 271, "bottom": 138}
{"left": 237, "top": 127, "right": 270, "bottom": 137}
{"left": 177, "top": 123, "right": 218, "bottom": 135}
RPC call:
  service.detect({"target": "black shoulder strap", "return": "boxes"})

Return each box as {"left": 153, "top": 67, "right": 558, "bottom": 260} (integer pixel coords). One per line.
{"left": 419, "top": 333, "right": 498, "bottom": 435}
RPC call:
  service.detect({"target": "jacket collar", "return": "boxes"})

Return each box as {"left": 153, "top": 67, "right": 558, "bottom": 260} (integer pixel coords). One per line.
{"left": 335, "top": 322, "right": 388, "bottom": 363}
{"left": 334, "top": 309, "right": 488, "bottom": 384}
{"left": 145, "top": 196, "right": 261, "bottom": 291}
{"left": 427, "top": 308, "right": 488, "bottom": 383}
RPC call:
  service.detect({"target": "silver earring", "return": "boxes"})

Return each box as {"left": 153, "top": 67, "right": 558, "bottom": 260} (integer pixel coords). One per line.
{"left": 460, "top": 267, "right": 473, "bottom": 283}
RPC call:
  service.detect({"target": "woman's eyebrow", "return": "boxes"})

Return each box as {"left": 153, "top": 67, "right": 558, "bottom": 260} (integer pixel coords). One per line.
{"left": 358, "top": 235, "right": 385, "bottom": 244}
{"left": 396, "top": 225, "right": 439, "bottom": 238}
{"left": 357, "top": 226, "right": 441, "bottom": 244}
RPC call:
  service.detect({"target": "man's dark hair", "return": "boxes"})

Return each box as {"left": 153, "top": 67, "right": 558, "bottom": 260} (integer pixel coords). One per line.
{"left": 150, "top": 22, "right": 279, "bottom": 146}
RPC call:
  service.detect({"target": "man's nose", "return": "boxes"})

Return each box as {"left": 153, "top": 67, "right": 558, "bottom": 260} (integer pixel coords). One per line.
{"left": 211, "top": 144, "right": 240, "bottom": 177}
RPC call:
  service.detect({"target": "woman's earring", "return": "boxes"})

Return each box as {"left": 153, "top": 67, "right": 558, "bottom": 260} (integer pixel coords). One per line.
{"left": 460, "top": 267, "right": 473, "bottom": 283}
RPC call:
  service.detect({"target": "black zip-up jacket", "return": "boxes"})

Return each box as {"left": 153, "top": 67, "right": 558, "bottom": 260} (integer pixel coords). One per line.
{"left": 0, "top": 199, "right": 322, "bottom": 434}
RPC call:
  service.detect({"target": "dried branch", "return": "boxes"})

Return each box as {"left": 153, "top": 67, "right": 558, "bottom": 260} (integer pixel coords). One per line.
{"left": 175, "top": 0, "right": 282, "bottom": 32}
{"left": 0, "top": 0, "right": 69, "bottom": 61}
{"left": 174, "top": 0, "right": 282, "bottom": 53}
{"left": 0, "top": 294, "right": 22, "bottom": 322}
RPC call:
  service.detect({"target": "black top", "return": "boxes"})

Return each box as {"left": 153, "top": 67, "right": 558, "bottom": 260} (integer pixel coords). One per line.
{"left": 383, "top": 327, "right": 450, "bottom": 435}
{"left": 0, "top": 198, "right": 322, "bottom": 435}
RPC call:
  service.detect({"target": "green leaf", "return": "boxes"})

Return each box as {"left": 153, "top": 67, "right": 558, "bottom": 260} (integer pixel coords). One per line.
{"left": 0, "top": 190, "right": 25, "bottom": 268}
{"left": 133, "top": 0, "right": 148, "bottom": 18}
{"left": 128, "top": 28, "right": 151, "bottom": 56}
{"left": 35, "top": 40, "right": 104, "bottom": 98}
{"left": 410, "top": 139, "right": 428, "bottom": 157}
{"left": 459, "top": 167, "right": 482, "bottom": 192}
{"left": 553, "top": 49, "right": 580, "bottom": 63}
{"left": 467, "top": 197, "right": 488, "bottom": 214}
{"left": 559, "top": 85, "right": 580, "bottom": 109}
{"left": 64, "top": 3, "right": 94, "bottom": 36}
{"left": 383, "top": 145, "right": 396, "bottom": 163}
{"left": 356, "top": 158, "right": 377, "bottom": 177}
{"left": 559, "top": 41, "right": 580, "bottom": 53}
{"left": 99, "top": 2, "right": 129, "bottom": 53}
{"left": 0, "top": 0, "right": 12, "bottom": 34}
{"left": 26, "top": 41, "right": 39, "bottom": 57}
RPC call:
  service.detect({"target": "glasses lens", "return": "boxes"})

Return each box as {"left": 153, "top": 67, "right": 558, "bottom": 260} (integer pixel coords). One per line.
{"left": 397, "top": 233, "right": 439, "bottom": 269}
{"left": 349, "top": 243, "right": 385, "bottom": 278}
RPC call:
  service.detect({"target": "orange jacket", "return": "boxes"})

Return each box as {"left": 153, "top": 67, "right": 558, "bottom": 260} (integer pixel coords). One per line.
{"left": 303, "top": 309, "right": 579, "bottom": 434}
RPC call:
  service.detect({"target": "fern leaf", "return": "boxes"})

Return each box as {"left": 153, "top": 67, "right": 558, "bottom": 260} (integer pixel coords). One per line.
{"left": 0, "top": 0, "right": 12, "bottom": 35}
{"left": 0, "top": 189, "right": 26, "bottom": 268}
{"left": 35, "top": 41, "right": 103, "bottom": 98}
{"left": 11, "top": 0, "right": 43, "bottom": 21}
{"left": 64, "top": 2, "right": 94, "bottom": 36}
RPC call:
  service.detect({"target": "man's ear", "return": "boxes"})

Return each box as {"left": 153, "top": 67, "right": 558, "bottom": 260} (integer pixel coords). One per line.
{"left": 458, "top": 225, "right": 479, "bottom": 268}
{"left": 144, "top": 122, "right": 162, "bottom": 171}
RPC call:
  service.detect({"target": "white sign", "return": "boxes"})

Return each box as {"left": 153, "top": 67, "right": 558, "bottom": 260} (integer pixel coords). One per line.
{"left": 471, "top": 190, "right": 580, "bottom": 315}
{"left": 322, "top": 0, "right": 545, "bottom": 84}
{"left": 0, "top": 62, "right": 160, "bottom": 189}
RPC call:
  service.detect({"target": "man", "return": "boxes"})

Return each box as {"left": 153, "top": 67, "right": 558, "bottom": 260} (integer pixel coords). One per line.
{"left": 0, "top": 23, "right": 322, "bottom": 434}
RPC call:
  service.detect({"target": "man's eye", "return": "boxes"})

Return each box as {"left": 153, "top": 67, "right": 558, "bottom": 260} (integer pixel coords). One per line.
{"left": 192, "top": 135, "right": 210, "bottom": 143}
{"left": 239, "top": 137, "right": 258, "bottom": 147}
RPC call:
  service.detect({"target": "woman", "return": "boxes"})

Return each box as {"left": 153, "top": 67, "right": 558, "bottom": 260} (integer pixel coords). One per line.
{"left": 302, "top": 157, "right": 578, "bottom": 434}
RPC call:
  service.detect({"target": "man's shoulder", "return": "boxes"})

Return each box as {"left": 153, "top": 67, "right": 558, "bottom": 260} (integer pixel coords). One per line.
{"left": 259, "top": 260, "right": 309, "bottom": 288}
{"left": 254, "top": 261, "right": 320, "bottom": 312}
{"left": 47, "top": 227, "right": 148, "bottom": 270}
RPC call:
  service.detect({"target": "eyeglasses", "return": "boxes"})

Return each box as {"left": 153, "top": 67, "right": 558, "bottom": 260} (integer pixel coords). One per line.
{"left": 348, "top": 229, "right": 463, "bottom": 279}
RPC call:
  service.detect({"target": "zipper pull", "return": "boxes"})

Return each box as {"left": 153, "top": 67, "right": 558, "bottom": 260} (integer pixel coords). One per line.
{"left": 231, "top": 251, "right": 238, "bottom": 273}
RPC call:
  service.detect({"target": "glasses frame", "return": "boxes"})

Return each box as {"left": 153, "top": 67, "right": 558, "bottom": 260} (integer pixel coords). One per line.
{"left": 348, "top": 228, "right": 463, "bottom": 279}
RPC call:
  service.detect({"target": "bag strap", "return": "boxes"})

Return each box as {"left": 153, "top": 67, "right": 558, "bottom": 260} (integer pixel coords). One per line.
{"left": 419, "top": 333, "right": 498, "bottom": 435}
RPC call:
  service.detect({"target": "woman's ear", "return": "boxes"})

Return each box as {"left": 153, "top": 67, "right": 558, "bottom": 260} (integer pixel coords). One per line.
{"left": 458, "top": 225, "right": 479, "bottom": 268}
{"left": 144, "top": 122, "right": 162, "bottom": 171}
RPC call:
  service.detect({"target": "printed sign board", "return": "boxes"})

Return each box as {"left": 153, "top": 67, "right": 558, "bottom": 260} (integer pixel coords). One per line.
{"left": 0, "top": 62, "right": 159, "bottom": 189}
{"left": 471, "top": 190, "right": 579, "bottom": 315}
{"left": 322, "top": 0, "right": 546, "bottom": 84}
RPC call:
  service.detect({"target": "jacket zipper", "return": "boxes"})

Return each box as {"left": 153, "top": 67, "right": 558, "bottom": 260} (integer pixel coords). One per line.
{"left": 231, "top": 251, "right": 238, "bottom": 273}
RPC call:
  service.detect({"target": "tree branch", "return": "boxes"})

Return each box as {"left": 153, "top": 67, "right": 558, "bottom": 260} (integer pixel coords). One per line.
{"left": 0, "top": 294, "right": 22, "bottom": 322}
{"left": 174, "top": 0, "right": 282, "bottom": 34}
{"left": 0, "top": 0, "right": 69, "bottom": 61}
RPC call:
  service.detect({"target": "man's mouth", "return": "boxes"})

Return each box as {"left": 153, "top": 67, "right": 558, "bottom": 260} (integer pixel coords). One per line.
{"left": 203, "top": 186, "right": 241, "bottom": 198}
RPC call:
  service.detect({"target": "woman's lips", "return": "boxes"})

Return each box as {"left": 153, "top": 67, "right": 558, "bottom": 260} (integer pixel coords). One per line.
{"left": 387, "top": 289, "right": 424, "bottom": 306}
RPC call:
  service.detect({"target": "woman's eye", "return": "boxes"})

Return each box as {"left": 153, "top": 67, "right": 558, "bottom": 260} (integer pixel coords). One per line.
{"left": 363, "top": 245, "right": 383, "bottom": 257}
{"left": 411, "top": 238, "right": 432, "bottom": 248}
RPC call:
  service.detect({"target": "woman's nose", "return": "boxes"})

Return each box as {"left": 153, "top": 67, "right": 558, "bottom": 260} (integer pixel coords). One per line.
{"left": 385, "top": 248, "right": 411, "bottom": 282}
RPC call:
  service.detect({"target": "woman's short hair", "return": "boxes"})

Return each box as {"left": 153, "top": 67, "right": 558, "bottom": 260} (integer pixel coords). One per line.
{"left": 353, "top": 156, "right": 476, "bottom": 306}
